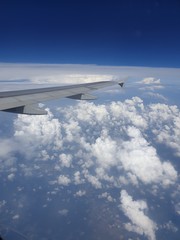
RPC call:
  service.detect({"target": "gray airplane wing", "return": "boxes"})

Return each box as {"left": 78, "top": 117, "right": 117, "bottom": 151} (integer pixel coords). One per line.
{"left": 0, "top": 80, "right": 124, "bottom": 115}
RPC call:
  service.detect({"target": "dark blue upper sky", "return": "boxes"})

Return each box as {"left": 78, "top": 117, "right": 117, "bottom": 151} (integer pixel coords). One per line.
{"left": 0, "top": 0, "right": 180, "bottom": 67}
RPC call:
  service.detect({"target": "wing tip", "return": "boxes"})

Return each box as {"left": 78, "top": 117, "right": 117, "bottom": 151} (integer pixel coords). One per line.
{"left": 118, "top": 82, "right": 124, "bottom": 87}
{"left": 112, "top": 77, "right": 128, "bottom": 87}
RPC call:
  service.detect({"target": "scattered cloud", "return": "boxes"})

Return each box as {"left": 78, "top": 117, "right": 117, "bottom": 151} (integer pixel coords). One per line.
{"left": 3, "top": 97, "right": 177, "bottom": 190}
{"left": 84, "top": 171, "right": 102, "bottom": 189}
{"left": 139, "top": 77, "right": 161, "bottom": 85}
{"left": 12, "top": 214, "right": 20, "bottom": 220}
{"left": 14, "top": 109, "right": 63, "bottom": 158}
{"left": 58, "top": 209, "right": 69, "bottom": 216}
{"left": 98, "top": 192, "right": 115, "bottom": 202}
{"left": 140, "top": 85, "right": 164, "bottom": 91}
{"left": 146, "top": 92, "right": 167, "bottom": 101}
{"left": 120, "top": 190, "right": 157, "bottom": 240}
{"left": 7, "top": 173, "right": 15, "bottom": 181}
{"left": 57, "top": 175, "right": 71, "bottom": 186}
{"left": 161, "top": 221, "right": 178, "bottom": 233}
{"left": 138, "top": 77, "right": 164, "bottom": 91}
{"left": 74, "top": 171, "right": 84, "bottom": 185}
{"left": 59, "top": 153, "right": 72, "bottom": 168}
{"left": 0, "top": 63, "right": 180, "bottom": 239}
{"left": 174, "top": 202, "right": 180, "bottom": 215}
{"left": 74, "top": 190, "right": 86, "bottom": 197}
{"left": 0, "top": 200, "right": 6, "bottom": 209}
{"left": 119, "top": 126, "right": 177, "bottom": 186}
{"left": 0, "top": 139, "right": 16, "bottom": 160}
{"left": 148, "top": 104, "right": 180, "bottom": 156}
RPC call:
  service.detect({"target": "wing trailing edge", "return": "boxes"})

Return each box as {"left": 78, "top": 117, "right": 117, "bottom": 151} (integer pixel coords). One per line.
{"left": 3, "top": 104, "right": 47, "bottom": 115}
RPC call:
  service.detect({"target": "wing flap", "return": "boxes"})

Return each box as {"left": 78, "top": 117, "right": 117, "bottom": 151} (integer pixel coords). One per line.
{"left": 3, "top": 104, "right": 47, "bottom": 115}
{"left": 67, "top": 93, "right": 97, "bottom": 100}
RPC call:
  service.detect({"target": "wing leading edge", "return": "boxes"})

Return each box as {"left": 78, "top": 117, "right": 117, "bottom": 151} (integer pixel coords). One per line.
{"left": 0, "top": 80, "right": 125, "bottom": 115}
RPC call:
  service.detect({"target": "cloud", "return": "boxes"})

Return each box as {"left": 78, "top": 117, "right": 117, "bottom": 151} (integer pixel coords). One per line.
{"left": 7, "top": 173, "right": 15, "bottom": 181}
{"left": 98, "top": 192, "right": 115, "bottom": 202}
{"left": 137, "top": 77, "right": 164, "bottom": 91}
{"left": 0, "top": 139, "right": 17, "bottom": 160}
{"left": 74, "top": 171, "right": 84, "bottom": 185}
{"left": 59, "top": 153, "right": 72, "bottom": 168}
{"left": 60, "top": 99, "right": 177, "bottom": 187}
{"left": 0, "top": 64, "right": 180, "bottom": 85}
{"left": 119, "top": 126, "right": 177, "bottom": 186}
{"left": 83, "top": 170, "right": 102, "bottom": 189}
{"left": 0, "top": 64, "right": 179, "bottom": 239}
{"left": 14, "top": 109, "right": 63, "bottom": 158}
{"left": 0, "top": 63, "right": 114, "bottom": 84}
{"left": 141, "top": 86, "right": 164, "bottom": 91}
{"left": 161, "top": 221, "right": 178, "bottom": 233}
{"left": 12, "top": 214, "right": 20, "bottom": 220}
{"left": 0, "top": 200, "right": 6, "bottom": 209}
{"left": 174, "top": 202, "right": 180, "bottom": 215}
{"left": 91, "top": 133, "right": 117, "bottom": 169}
{"left": 148, "top": 104, "right": 180, "bottom": 156}
{"left": 146, "top": 92, "right": 167, "bottom": 101}
{"left": 57, "top": 175, "right": 71, "bottom": 186}
{"left": 0, "top": 139, "right": 18, "bottom": 172}
{"left": 58, "top": 209, "right": 69, "bottom": 216}
{"left": 120, "top": 190, "right": 157, "bottom": 240}
{"left": 5, "top": 96, "right": 177, "bottom": 190}
{"left": 74, "top": 190, "right": 86, "bottom": 197}
{"left": 139, "top": 77, "right": 161, "bottom": 85}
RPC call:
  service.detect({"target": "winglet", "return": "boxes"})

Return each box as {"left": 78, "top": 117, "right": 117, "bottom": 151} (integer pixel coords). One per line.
{"left": 119, "top": 82, "right": 124, "bottom": 87}
{"left": 112, "top": 77, "right": 128, "bottom": 88}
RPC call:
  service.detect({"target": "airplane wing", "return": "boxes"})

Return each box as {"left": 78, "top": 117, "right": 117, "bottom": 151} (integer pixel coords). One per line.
{"left": 0, "top": 80, "right": 124, "bottom": 115}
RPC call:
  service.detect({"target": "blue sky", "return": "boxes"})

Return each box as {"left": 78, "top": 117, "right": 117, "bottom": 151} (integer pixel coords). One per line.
{"left": 0, "top": 0, "right": 180, "bottom": 67}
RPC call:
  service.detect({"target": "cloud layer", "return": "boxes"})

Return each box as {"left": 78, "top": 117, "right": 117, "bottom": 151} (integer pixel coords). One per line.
{"left": 0, "top": 62, "right": 180, "bottom": 240}
{"left": 0, "top": 63, "right": 180, "bottom": 84}
{"left": 2, "top": 95, "right": 177, "bottom": 240}
{"left": 5, "top": 97, "right": 177, "bottom": 193}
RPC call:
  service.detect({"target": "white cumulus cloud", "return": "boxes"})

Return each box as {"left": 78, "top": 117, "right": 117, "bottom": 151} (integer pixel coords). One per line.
{"left": 7, "top": 173, "right": 15, "bottom": 181}
{"left": 7, "top": 96, "right": 178, "bottom": 190}
{"left": 140, "top": 77, "right": 161, "bottom": 85}
{"left": 120, "top": 190, "right": 157, "bottom": 240}
{"left": 59, "top": 153, "right": 72, "bottom": 168}
{"left": 119, "top": 126, "right": 177, "bottom": 186}
{"left": 57, "top": 175, "right": 71, "bottom": 186}
{"left": 14, "top": 109, "right": 63, "bottom": 158}
{"left": 148, "top": 104, "right": 180, "bottom": 156}
{"left": 74, "top": 190, "right": 86, "bottom": 197}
